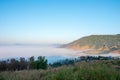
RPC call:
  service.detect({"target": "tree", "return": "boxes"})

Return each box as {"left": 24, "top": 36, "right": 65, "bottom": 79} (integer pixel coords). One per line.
{"left": 29, "top": 56, "right": 35, "bottom": 69}
{"left": 37, "top": 56, "right": 47, "bottom": 69}
{"left": 19, "top": 57, "right": 27, "bottom": 70}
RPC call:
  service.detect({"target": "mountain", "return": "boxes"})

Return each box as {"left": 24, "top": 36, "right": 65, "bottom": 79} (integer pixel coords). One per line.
{"left": 64, "top": 34, "right": 120, "bottom": 54}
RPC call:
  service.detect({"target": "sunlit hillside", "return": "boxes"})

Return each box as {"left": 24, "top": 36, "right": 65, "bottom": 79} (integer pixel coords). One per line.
{"left": 64, "top": 34, "right": 120, "bottom": 54}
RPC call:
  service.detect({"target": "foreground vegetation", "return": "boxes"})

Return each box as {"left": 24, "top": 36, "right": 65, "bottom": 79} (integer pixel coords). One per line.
{"left": 0, "top": 60, "right": 120, "bottom": 80}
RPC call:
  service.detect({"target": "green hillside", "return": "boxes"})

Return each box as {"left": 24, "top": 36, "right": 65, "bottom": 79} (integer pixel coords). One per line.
{"left": 64, "top": 34, "right": 120, "bottom": 54}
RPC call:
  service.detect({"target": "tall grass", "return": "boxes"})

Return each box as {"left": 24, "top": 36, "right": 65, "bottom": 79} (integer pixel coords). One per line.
{"left": 0, "top": 60, "right": 120, "bottom": 80}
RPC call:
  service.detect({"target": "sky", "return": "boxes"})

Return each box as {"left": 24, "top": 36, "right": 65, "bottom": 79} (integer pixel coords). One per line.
{"left": 0, "top": 0, "right": 120, "bottom": 44}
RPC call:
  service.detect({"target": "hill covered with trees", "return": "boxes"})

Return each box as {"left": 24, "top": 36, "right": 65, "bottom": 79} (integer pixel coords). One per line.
{"left": 64, "top": 34, "right": 120, "bottom": 54}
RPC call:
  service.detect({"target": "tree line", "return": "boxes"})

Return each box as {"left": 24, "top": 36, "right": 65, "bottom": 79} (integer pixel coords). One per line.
{"left": 49, "top": 56, "right": 120, "bottom": 68}
{"left": 0, "top": 56, "right": 47, "bottom": 72}
{"left": 0, "top": 55, "right": 120, "bottom": 72}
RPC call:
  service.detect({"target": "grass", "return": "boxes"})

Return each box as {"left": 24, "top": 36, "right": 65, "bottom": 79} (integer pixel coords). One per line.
{"left": 0, "top": 60, "right": 120, "bottom": 80}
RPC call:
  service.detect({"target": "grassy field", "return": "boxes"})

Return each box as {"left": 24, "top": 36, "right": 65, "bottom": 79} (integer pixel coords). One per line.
{"left": 0, "top": 60, "right": 120, "bottom": 80}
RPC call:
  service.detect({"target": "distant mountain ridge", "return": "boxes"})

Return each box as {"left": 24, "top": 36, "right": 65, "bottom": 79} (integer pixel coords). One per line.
{"left": 64, "top": 34, "right": 120, "bottom": 54}
{"left": 0, "top": 43, "right": 61, "bottom": 47}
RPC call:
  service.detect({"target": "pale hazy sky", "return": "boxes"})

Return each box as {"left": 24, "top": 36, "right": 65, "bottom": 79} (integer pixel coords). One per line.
{"left": 0, "top": 0, "right": 120, "bottom": 44}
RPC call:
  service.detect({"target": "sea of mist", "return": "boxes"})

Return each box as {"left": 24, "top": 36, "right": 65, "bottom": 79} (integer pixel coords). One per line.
{"left": 0, "top": 44, "right": 120, "bottom": 63}
{"left": 0, "top": 44, "right": 80, "bottom": 63}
